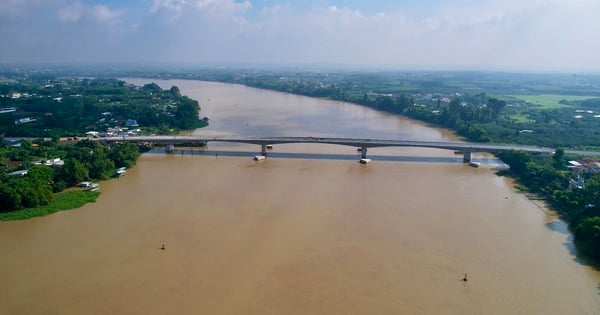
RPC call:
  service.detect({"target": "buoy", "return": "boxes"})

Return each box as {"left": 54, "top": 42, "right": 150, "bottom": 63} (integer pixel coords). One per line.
{"left": 161, "top": 244, "right": 166, "bottom": 250}
{"left": 463, "top": 273, "right": 468, "bottom": 282}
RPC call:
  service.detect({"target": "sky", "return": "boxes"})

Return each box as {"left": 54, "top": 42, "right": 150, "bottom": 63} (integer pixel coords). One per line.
{"left": 1, "top": 0, "right": 599, "bottom": 71}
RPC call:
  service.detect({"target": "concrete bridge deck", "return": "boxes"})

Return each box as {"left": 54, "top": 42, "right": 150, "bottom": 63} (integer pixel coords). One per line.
{"left": 96, "top": 135, "right": 599, "bottom": 162}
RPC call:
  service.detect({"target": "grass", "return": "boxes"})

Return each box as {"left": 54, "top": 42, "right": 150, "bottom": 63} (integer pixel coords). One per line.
{"left": 507, "top": 94, "right": 597, "bottom": 109}
{"left": 0, "top": 190, "right": 101, "bottom": 221}
{"left": 509, "top": 113, "right": 535, "bottom": 123}
{"left": 514, "top": 184, "right": 528, "bottom": 192}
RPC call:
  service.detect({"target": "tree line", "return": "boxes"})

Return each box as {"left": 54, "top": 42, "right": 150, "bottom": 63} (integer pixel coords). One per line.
{"left": 0, "top": 139, "right": 140, "bottom": 212}
{"left": 0, "top": 78, "right": 206, "bottom": 138}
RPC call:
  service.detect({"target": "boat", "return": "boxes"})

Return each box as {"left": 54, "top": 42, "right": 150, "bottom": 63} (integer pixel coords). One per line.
{"left": 81, "top": 182, "right": 99, "bottom": 191}
{"left": 253, "top": 155, "right": 266, "bottom": 161}
{"left": 469, "top": 161, "right": 481, "bottom": 168}
{"left": 359, "top": 158, "right": 372, "bottom": 164}
{"left": 266, "top": 144, "right": 273, "bottom": 149}
{"left": 116, "top": 167, "right": 127, "bottom": 177}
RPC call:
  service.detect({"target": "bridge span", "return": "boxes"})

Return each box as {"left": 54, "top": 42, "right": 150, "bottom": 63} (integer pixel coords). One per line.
{"left": 93, "top": 135, "right": 597, "bottom": 163}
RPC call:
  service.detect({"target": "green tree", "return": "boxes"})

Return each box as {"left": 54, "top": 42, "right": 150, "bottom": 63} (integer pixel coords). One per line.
{"left": 552, "top": 148, "right": 565, "bottom": 170}
{"left": 170, "top": 86, "right": 182, "bottom": 99}
{"left": 498, "top": 150, "right": 531, "bottom": 175}
{"left": 487, "top": 98, "right": 506, "bottom": 119}
{"left": 574, "top": 216, "right": 600, "bottom": 258}
{"left": 174, "top": 97, "right": 201, "bottom": 129}
{"left": 0, "top": 182, "right": 21, "bottom": 212}
{"left": 60, "top": 158, "right": 89, "bottom": 186}
{"left": 108, "top": 143, "right": 140, "bottom": 168}
{"left": 22, "top": 166, "right": 54, "bottom": 207}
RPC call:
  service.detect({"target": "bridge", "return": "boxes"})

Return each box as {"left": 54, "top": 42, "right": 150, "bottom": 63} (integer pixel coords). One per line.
{"left": 95, "top": 135, "right": 600, "bottom": 163}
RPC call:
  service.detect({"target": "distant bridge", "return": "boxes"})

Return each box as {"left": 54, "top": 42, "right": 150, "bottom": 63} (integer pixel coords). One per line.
{"left": 95, "top": 135, "right": 600, "bottom": 163}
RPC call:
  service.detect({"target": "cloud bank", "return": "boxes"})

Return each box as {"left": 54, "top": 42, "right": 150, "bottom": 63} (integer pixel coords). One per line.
{"left": 1, "top": 0, "right": 598, "bottom": 71}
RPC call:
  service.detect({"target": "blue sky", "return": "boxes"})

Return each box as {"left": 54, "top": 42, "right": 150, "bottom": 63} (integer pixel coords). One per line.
{"left": 1, "top": 0, "right": 599, "bottom": 71}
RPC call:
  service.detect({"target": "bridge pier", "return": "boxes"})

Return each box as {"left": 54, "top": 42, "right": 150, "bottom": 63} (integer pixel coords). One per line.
{"left": 261, "top": 144, "right": 267, "bottom": 156}
{"left": 361, "top": 146, "right": 367, "bottom": 159}
{"left": 165, "top": 144, "right": 175, "bottom": 154}
{"left": 463, "top": 151, "right": 472, "bottom": 163}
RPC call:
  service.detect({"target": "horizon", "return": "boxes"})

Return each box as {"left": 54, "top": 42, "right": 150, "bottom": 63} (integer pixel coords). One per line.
{"left": 1, "top": 61, "right": 599, "bottom": 76}
{"left": 2, "top": 0, "right": 600, "bottom": 73}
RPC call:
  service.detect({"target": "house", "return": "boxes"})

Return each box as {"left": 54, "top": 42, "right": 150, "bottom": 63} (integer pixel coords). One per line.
{"left": 2, "top": 139, "right": 22, "bottom": 147}
{"left": 45, "top": 158, "right": 64, "bottom": 168}
{"left": 569, "top": 175, "right": 585, "bottom": 191}
{"left": 0, "top": 107, "right": 16, "bottom": 114}
{"left": 8, "top": 170, "right": 28, "bottom": 176}
{"left": 85, "top": 131, "right": 99, "bottom": 138}
{"left": 15, "top": 117, "right": 37, "bottom": 125}
{"left": 125, "top": 119, "right": 139, "bottom": 127}
{"left": 577, "top": 159, "right": 600, "bottom": 174}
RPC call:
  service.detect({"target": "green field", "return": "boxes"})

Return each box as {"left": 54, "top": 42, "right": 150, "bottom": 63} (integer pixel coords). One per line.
{"left": 509, "top": 113, "right": 535, "bottom": 123}
{"left": 507, "top": 94, "right": 597, "bottom": 109}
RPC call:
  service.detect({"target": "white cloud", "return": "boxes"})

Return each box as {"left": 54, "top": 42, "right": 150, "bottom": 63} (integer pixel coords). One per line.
{"left": 0, "top": 0, "right": 61, "bottom": 19}
{"left": 58, "top": 2, "right": 83, "bottom": 23}
{"left": 58, "top": 1, "right": 123, "bottom": 25}
{"left": 2, "top": 0, "right": 600, "bottom": 70}
{"left": 150, "top": 0, "right": 186, "bottom": 14}
{"left": 150, "top": 0, "right": 251, "bottom": 20}
{"left": 194, "top": 0, "right": 252, "bottom": 14}
{"left": 92, "top": 5, "right": 122, "bottom": 23}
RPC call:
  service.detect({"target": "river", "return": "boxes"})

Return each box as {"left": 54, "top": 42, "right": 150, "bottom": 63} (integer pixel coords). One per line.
{"left": 1, "top": 79, "right": 599, "bottom": 314}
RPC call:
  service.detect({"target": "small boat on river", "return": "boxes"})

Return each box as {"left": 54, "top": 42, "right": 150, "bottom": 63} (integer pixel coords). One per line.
{"left": 116, "top": 167, "right": 127, "bottom": 177}
{"left": 359, "top": 158, "right": 372, "bottom": 164}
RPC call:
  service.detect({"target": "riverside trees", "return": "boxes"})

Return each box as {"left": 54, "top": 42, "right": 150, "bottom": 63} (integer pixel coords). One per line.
{"left": 0, "top": 139, "right": 140, "bottom": 213}
{"left": 0, "top": 77, "right": 206, "bottom": 137}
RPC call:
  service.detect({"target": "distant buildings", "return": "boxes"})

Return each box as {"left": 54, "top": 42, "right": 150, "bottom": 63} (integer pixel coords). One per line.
{"left": 125, "top": 119, "right": 139, "bottom": 127}
{"left": 567, "top": 158, "right": 600, "bottom": 190}
{"left": 0, "top": 107, "right": 16, "bottom": 114}
{"left": 14, "top": 117, "right": 37, "bottom": 125}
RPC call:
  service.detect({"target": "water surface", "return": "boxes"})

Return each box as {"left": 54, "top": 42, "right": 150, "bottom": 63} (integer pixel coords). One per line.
{"left": 1, "top": 80, "right": 598, "bottom": 314}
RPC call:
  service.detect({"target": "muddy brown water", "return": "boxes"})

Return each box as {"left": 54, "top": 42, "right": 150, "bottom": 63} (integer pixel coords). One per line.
{"left": 1, "top": 80, "right": 599, "bottom": 314}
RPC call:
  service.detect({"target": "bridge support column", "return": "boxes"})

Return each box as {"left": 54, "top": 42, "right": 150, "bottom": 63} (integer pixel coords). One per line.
{"left": 463, "top": 151, "right": 471, "bottom": 163}
{"left": 261, "top": 144, "right": 267, "bottom": 156}
{"left": 361, "top": 146, "right": 367, "bottom": 159}
{"left": 165, "top": 144, "right": 175, "bottom": 154}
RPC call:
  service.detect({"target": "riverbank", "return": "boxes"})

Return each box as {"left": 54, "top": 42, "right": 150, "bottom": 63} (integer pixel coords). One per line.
{"left": 0, "top": 190, "right": 100, "bottom": 221}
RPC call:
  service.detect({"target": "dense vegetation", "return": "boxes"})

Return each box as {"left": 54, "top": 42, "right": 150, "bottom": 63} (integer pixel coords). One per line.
{"left": 0, "top": 138, "right": 140, "bottom": 215}
{"left": 0, "top": 190, "right": 101, "bottom": 221}
{"left": 0, "top": 77, "right": 206, "bottom": 137}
